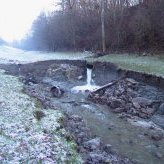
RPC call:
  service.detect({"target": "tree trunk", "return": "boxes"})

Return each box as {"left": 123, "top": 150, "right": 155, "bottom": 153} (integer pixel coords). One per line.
{"left": 101, "top": 0, "right": 106, "bottom": 53}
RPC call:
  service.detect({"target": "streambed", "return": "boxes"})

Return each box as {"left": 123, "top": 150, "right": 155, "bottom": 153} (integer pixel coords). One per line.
{"left": 1, "top": 60, "right": 164, "bottom": 164}
{"left": 41, "top": 78, "right": 164, "bottom": 164}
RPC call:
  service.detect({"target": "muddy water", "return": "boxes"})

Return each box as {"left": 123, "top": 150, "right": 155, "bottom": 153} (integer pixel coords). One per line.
{"left": 44, "top": 78, "right": 164, "bottom": 164}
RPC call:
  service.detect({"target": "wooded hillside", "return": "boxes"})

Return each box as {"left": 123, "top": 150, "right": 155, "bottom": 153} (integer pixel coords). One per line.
{"left": 20, "top": 0, "right": 164, "bottom": 53}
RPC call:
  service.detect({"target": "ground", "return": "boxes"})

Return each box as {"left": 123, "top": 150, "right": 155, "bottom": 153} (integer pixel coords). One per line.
{"left": 0, "top": 69, "right": 82, "bottom": 163}
{"left": 0, "top": 45, "right": 93, "bottom": 64}
{"left": 0, "top": 46, "right": 164, "bottom": 163}
{"left": 1, "top": 45, "right": 164, "bottom": 77}
{"left": 88, "top": 54, "right": 164, "bottom": 77}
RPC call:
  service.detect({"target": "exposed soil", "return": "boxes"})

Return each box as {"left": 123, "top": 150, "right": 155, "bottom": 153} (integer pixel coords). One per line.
{"left": 88, "top": 78, "right": 162, "bottom": 119}
{"left": 0, "top": 60, "right": 164, "bottom": 164}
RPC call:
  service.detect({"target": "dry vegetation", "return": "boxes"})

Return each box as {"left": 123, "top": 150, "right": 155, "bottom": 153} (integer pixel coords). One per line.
{"left": 0, "top": 69, "right": 82, "bottom": 163}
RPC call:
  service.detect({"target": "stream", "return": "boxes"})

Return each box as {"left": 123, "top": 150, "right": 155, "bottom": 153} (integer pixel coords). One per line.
{"left": 43, "top": 67, "right": 164, "bottom": 164}
{"left": 1, "top": 59, "right": 163, "bottom": 164}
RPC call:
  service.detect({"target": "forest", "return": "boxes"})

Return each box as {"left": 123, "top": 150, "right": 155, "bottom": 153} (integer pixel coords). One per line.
{"left": 20, "top": 0, "right": 164, "bottom": 53}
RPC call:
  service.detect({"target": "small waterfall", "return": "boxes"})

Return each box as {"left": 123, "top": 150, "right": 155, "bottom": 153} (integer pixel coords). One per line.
{"left": 87, "top": 68, "right": 92, "bottom": 86}
{"left": 72, "top": 64, "right": 99, "bottom": 93}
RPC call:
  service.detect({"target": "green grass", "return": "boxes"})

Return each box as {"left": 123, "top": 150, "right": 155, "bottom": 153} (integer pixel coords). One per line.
{"left": 88, "top": 54, "right": 164, "bottom": 77}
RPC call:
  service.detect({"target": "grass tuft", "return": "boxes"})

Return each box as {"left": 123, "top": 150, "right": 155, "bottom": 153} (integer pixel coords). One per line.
{"left": 33, "top": 110, "right": 46, "bottom": 121}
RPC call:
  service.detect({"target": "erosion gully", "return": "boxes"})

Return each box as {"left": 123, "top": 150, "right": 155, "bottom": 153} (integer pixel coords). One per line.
{"left": 1, "top": 60, "right": 164, "bottom": 164}
{"left": 44, "top": 78, "right": 164, "bottom": 164}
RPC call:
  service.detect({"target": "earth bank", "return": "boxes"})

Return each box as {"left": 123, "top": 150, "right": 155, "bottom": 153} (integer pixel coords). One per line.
{"left": 0, "top": 60, "right": 164, "bottom": 164}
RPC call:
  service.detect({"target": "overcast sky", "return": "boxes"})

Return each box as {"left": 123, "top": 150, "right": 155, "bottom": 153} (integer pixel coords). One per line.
{"left": 0, "top": 0, "right": 55, "bottom": 42}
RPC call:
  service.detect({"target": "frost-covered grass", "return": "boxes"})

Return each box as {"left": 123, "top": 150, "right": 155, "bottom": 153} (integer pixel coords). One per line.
{"left": 88, "top": 54, "right": 164, "bottom": 77}
{"left": 0, "top": 69, "right": 82, "bottom": 163}
{"left": 0, "top": 45, "right": 92, "bottom": 64}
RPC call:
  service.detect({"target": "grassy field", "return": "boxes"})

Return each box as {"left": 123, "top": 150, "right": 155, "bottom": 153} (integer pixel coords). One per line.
{"left": 0, "top": 45, "right": 93, "bottom": 64}
{"left": 0, "top": 69, "right": 82, "bottom": 163}
{"left": 88, "top": 54, "right": 164, "bottom": 77}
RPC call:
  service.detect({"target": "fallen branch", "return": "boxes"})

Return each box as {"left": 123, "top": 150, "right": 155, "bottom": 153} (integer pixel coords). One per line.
{"left": 91, "top": 77, "right": 125, "bottom": 94}
{"left": 91, "top": 80, "right": 118, "bottom": 94}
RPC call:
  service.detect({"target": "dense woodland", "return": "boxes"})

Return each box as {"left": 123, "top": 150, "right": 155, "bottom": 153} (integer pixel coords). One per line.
{"left": 19, "top": 0, "right": 164, "bottom": 53}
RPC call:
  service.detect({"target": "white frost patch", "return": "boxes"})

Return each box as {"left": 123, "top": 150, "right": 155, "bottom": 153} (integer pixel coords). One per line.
{"left": 0, "top": 45, "right": 93, "bottom": 64}
{"left": 0, "top": 70, "right": 82, "bottom": 163}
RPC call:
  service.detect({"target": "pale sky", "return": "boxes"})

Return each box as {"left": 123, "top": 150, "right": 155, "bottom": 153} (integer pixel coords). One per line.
{"left": 0, "top": 0, "right": 55, "bottom": 42}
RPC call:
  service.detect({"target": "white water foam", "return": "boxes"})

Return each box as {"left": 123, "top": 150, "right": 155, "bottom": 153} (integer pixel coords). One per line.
{"left": 72, "top": 68, "right": 99, "bottom": 93}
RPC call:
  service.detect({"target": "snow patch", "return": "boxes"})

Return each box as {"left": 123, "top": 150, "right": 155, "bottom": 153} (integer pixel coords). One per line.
{"left": 0, "top": 45, "right": 93, "bottom": 64}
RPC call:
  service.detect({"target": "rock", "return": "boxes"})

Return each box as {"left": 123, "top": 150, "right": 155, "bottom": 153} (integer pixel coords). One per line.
{"left": 139, "top": 108, "right": 157, "bottom": 118}
{"left": 86, "top": 153, "right": 105, "bottom": 164}
{"left": 151, "top": 115, "right": 164, "bottom": 129}
{"left": 126, "top": 78, "right": 138, "bottom": 85}
{"left": 127, "top": 88, "right": 138, "bottom": 98}
{"left": 84, "top": 138, "right": 101, "bottom": 151}
{"left": 103, "top": 144, "right": 112, "bottom": 154}
{"left": 105, "top": 88, "right": 114, "bottom": 97}
{"left": 132, "top": 97, "right": 152, "bottom": 108}
{"left": 151, "top": 132, "right": 163, "bottom": 141}
{"left": 77, "top": 75, "right": 83, "bottom": 80}
{"left": 50, "top": 86, "right": 64, "bottom": 98}
{"left": 71, "top": 115, "right": 83, "bottom": 122}
{"left": 132, "top": 101, "right": 141, "bottom": 109}
{"left": 146, "top": 108, "right": 157, "bottom": 115}
{"left": 93, "top": 94, "right": 100, "bottom": 100}
{"left": 125, "top": 103, "right": 132, "bottom": 110}
{"left": 24, "top": 74, "right": 37, "bottom": 85}
{"left": 113, "top": 107, "right": 125, "bottom": 113}
{"left": 108, "top": 97, "right": 125, "bottom": 109}
{"left": 151, "top": 101, "right": 161, "bottom": 110}
{"left": 138, "top": 111, "right": 149, "bottom": 119}
{"left": 157, "top": 103, "right": 164, "bottom": 115}
{"left": 154, "top": 152, "right": 163, "bottom": 159}
{"left": 100, "top": 96, "right": 108, "bottom": 104}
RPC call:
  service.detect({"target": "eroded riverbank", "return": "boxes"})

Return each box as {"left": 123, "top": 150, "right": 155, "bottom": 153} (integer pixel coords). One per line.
{"left": 0, "top": 60, "right": 164, "bottom": 164}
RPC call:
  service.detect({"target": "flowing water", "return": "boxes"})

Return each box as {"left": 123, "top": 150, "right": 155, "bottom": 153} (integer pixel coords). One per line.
{"left": 51, "top": 91, "right": 164, "bottom": 164}
{"left": 72, "top": 68, "right": 99, "bottom": 93}
{"left": 87, "top": 68, "right": 92, "bottom": 86}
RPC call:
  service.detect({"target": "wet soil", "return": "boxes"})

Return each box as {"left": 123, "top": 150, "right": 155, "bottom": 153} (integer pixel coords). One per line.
{"left": 0, "top": 60, "right": 164, "bottom": 164}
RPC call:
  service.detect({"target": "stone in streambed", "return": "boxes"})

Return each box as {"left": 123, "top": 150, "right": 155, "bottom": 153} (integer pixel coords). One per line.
{"left": 113, "top": 107, "right": 125, "bottom": 113}
{"left": 157, "top": 103, "right": 164, "bottom": 115}
{"left": 108, "top": 97, "right": 125, "bottom": 109}
{"left": 154, "top": 152, "right": 163, "bottom": 159}
{"left": 50, "top": 86, "right": 64, "bottom": 98}
{"left": 83, "top": 138, "right": 101, "bottom": 151}
{"left": 86, "top": 153, "right": 105, "bottom": 164}
{"left": 151, "top": 115, "right": 164, "bottom": 129}
{"left": 151, "top": 133, "right": 163, "bottom": 141}
{"left": 138, "top": 108, "right": 157, "bottom": 118}
{"left": 127, "top": 88, "right": 138, "bottom": 98}
{"left": 77, "top": 75, "right": 83, "bottom": 80}
{"left": 103, "top": 144, "right": 113, "bottom": 154}
{"left": 132, "top": 97, "right": 153, "bottom": 108}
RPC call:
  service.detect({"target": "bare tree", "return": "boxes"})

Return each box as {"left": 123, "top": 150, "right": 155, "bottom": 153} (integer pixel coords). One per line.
{"left": 21, "top": 0, "right": 164, "bottom": 53}
{"left": 101, "top": 0, "right": 106, "bottom": 52}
